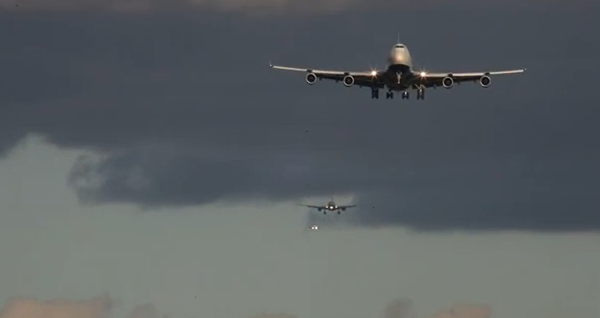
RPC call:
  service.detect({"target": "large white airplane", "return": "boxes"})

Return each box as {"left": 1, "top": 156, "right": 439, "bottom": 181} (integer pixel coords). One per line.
{"left": 269, "top": 43, "right": 526, "bottom": 100}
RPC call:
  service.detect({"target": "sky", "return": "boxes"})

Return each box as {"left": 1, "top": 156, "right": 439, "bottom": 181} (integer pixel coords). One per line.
{"left": 1, "top": 1, "right": 600, "bottom": 318}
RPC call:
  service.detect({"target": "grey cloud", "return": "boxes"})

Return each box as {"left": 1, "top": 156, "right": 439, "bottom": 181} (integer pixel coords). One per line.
{"left": 249, "top": 313, "right": 299, "bottom": 318}
{"left": 381, "top": 299, "right": 417, "bottom": 318}
{"left": 306, "top": 154, "right": 600, "bottom": 232}
{"left": 377, "top": 298, "right": 490, "bottom": 318}
{"left": 126, "top": 304, "right": 168, "bottom": 318}
{"left": 2, "top": 2, "right": 600, "bottom": 231}
{"left": 429, "top": 304, "right": 491, "bottom": 318}
{"left": 0, "top": 0, "right": 361, "bottom": 13}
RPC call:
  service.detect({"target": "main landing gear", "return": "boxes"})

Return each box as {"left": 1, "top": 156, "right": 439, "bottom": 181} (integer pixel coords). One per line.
{"left": 371, "top": 89, "right": 397, "bottom": 100}
{"left": 371, "top": 88, "right": 425, "bottom": 100}
{"left": 416, "top": 88, "right": 425, "bottom": 100}
{"left": 371, "top": 88, "right": 379, "bottom": 99}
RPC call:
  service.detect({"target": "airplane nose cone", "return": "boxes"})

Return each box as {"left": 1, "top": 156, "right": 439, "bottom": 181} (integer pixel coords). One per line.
{"left": 393, "top": 54, "right": 406, "bottom": 64}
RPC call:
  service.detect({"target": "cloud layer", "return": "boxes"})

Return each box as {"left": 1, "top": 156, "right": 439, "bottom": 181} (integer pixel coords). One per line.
{"left": 0, "top": 295, "right": 170, "bottom": 318}
{"left": 0, "top": 295, "right": 490, "bottom": 318}
{"left": 1, "top": 0, "right": 362, "bottom": 13}
{"left": 1, "top": 2, "right": 600, "bottom": 231}
{"left": 0, "top": 294, "right": 116, "bottom": 318}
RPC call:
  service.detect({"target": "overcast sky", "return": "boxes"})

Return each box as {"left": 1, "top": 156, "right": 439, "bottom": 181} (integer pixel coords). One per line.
{"left": 1, "top": 1, "right": 599, "bottom": 318}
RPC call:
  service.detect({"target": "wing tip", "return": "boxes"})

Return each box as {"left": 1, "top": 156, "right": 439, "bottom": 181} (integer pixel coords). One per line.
{"left": 268, "top": 60, "right": 273, "bottom": 68}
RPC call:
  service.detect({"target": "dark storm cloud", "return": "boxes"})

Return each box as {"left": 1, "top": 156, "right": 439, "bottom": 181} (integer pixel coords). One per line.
{"left": 1, "top": 1, "right": 600, "bottom": 231}
{"left": 0, "top": 0, "right": 363, "bottom": 13}
{"left": 306, "top": 155, "right": 600, "bottom": 232}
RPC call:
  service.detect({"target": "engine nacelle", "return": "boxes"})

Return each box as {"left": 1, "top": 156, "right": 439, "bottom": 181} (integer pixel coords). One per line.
{"left": 343, "top": 75, "right": 355, "bottom": 87}
{"left": 479, "top": 75, "right": 491, "bottom": 88}
{"left": 442, "top": 76, "right": 454, "bottom": 89}
{"left": 306, "top": 73, "right": 317, "bottom": 85}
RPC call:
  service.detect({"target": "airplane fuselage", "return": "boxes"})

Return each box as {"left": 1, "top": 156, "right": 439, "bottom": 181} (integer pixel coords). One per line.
{"left": 323, "top": 202, "right": 342, "bottom": 215}
{"left": 326, "top": 201, "right": 337, "bottom": 210}
{"left": 379, "top": 43, "right": 418, "bottom": 91}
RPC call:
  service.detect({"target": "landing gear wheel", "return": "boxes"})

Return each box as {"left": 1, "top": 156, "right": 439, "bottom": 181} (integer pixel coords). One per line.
{"left": 385, "top": 91, "right": 394, "bottom": 99}
{"left": 417, "top": 88, "right": 425, "bottom": 100}
{"left": 371, "top": 89, "right": 379, "bottom": 99}
{"left": 323, "top": 211, "right": 327, "bottom": 215}
{"left": 401, "top": 91, "right": 409, "bottom": 99}
{"left": 337, "top": 211, "right": 341, "bottom": 215}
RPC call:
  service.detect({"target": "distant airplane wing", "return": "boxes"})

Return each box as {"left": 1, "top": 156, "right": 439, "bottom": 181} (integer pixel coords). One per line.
{"left": 414, "top": 69, "right": 526, "bottom": 88}
{"left": 269, "top": 63, "right": 386, "bottom": 89}
{"left": 296, "top": 203, "right": 325, "bottom": 209}
{"left": 338, "top": 204, "right": 357, "bottom": 209}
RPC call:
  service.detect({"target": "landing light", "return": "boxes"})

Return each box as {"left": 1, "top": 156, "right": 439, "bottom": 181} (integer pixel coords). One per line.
{"left": 420, "top": 71, "right": 427, "bottom": 77}
{"left": 371, "top": 70, "right": 377, "bottom": 76}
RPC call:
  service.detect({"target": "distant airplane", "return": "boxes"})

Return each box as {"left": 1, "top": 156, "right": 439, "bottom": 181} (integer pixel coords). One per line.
{"left": 298, "top": 199, "right": 357, "bottom": 215}
{"left": 269, "top": 42, "right": 525, "bottom": 100}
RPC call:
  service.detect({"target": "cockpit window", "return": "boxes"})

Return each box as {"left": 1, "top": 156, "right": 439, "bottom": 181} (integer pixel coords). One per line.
{"left": 395, "top": 45, "right": 405, "bottom": 48}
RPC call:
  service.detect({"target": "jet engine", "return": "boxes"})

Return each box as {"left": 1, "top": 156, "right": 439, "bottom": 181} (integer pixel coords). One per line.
{"left": 442, "top": 76, "right": 454, "bottom": 89}
{"left": 341, "top": 208, "right": 346, "bottom": 211}
{"left": 306, "top": 73, "right": 317, "bottom": 85}
{"left": 343, "top": 75, "right": 355, "bottom": 87}
{"left": 479, "top": 75, "right": 491, "bottom": 88}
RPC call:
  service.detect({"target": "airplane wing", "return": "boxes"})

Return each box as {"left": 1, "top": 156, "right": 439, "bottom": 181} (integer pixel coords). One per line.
{"left": 414, "top": 69, "right": 526, "bottom": 88}
{"left": 338, "top": 205, "right": 357, "bottom": 209}
{"left": 270, "top": 63, "right": 385, "bottom": 89}
{"left": 296, "top": 203, "right": 325, "bottom": 209}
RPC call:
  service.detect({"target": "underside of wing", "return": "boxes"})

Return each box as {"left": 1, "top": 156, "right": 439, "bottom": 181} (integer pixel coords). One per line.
{"left": 414, "top": 69, "right": 526, "bottom": 89}
{"left": 270, "top": 63, "right": 385, "bottom": 89}
{"left": 297, "top": 204, "right": 324, "bottom": 209}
